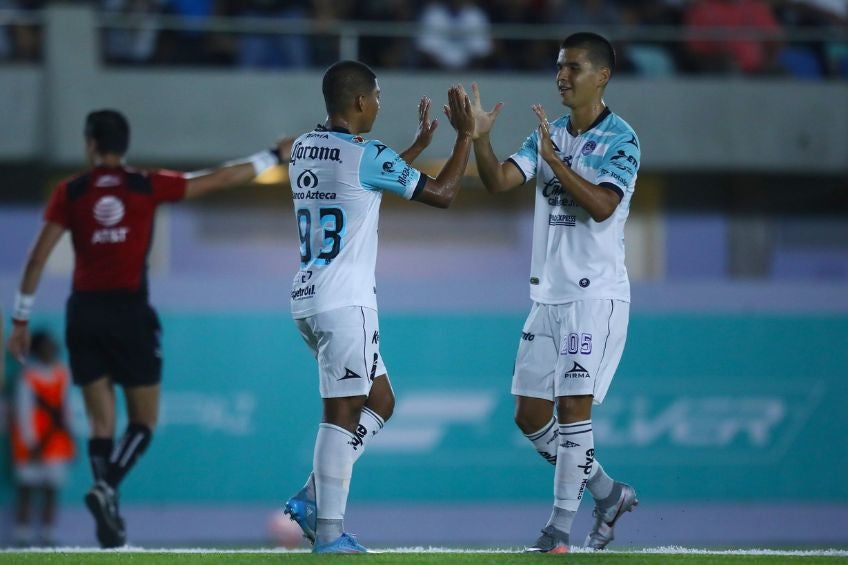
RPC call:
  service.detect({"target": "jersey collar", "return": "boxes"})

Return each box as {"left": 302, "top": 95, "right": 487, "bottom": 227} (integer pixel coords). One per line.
{"left": 316, "top": 123, "right": 351, "bottom": 134}
{"left": 566, "top": 107, "right": 611, "bottom": 137}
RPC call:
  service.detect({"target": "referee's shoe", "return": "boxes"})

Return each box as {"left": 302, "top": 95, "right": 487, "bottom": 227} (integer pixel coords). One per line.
{"left": 85, "top": 480, "right": 126, "bottom": 548}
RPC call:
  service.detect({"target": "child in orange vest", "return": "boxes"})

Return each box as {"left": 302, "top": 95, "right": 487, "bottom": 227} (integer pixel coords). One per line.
{"left": 11, "top": 330, "right": 75, "bottom": 546}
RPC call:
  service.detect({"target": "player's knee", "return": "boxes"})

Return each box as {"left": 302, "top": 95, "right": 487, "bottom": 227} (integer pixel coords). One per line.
{"left": 323, "top": 395, "right": 367, "bottom": 431}
{"left": 513, "top": 410, "right": 539, "bottom": 434}
{"left": 367, "top": 374, "right": 395, "bottom": 422}
{"left": 557, "top": 395, "right": 593, "bottom": 423}
{"left": 378, "top": 393, "right": 395, "bottom": 422}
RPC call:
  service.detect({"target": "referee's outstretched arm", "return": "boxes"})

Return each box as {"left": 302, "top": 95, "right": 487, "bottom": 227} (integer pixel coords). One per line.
{"left": 184, "top": 137, "right": 294, "bottom": 199}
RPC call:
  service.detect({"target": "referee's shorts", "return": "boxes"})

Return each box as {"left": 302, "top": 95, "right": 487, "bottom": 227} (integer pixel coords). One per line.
{"left": 65, "top": 291, "right": 162, "bottom": 388}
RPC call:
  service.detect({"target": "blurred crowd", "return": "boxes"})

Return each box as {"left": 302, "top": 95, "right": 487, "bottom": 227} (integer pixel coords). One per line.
{"left": 0, "top": 0, "right": 846, "bottom": 78}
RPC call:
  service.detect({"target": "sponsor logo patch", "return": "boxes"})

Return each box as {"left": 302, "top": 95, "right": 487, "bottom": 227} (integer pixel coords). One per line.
{"left": 563, "top": 362, "right": 590, "bottom": 379}
{"left": 339, "top": 368, "right": 362, "bottom": 381}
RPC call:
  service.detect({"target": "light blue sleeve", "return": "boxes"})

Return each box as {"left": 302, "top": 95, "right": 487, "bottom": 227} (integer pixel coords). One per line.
{"left": 507, "top": 129, "right": 539, "bottom": 183}
{"left": 359, "top": 140, "right": 423, "bottom": 200}
{"left": 596, "top": 132, "right": 641, "bottom": 192}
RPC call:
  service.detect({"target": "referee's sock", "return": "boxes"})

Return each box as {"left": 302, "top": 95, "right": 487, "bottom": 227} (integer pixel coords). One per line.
{"left": 105, "top": 423, "right": 153, "bottom": 488}
{"left": 88, "top": 437, "right": 114, "bottom": 484}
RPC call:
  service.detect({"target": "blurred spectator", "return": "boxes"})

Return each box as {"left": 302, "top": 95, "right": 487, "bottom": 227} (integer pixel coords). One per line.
{"left": 416, "top": 0, "right": 493, "bottom": 70}
{"left": 546, "top": 0, "right": 621, "bottom": 26}
{"left": 683, "top": 0, "right": 783, "bottom": 75}
{"left": 101, "top": 0, "right": 163, "bottom": 65}
{"left": 158, "top": 0, "right": 234, "bottom": 65}
{"left": 232, "top": 0, "right": 310, "bottom": 69}
{"left": 353, "top": 0, "right": 416, "bottom": 69}
{"left": 309, "top": 0, "right": 351, "bottom": 67}
{"left": 779, "top": 0, "right": 848, "bottom": 78}
{"left": 487, "top": 0, "right": 554, "bottom": 72}
{"left": 10, "top": 330, "right": 75, "bottom": 547}
{"left": 0, "top": 0, "right": 45, "bottom": 62}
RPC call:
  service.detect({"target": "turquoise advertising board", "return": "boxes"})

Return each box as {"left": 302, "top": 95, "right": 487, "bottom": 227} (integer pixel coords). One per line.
{"left": 3, "top": 313, "right": 846, "bottom": 505}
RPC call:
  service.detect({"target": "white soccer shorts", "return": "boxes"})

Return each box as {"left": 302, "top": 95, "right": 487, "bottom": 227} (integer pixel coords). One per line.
{"left": 295, "top": 306, "right": 386, "bottom": 399}
{"left": 511, "top": 300, "right": 629, "bottom": 404}
{"left": 14, "top": 462, "right": 69, "bottom": 487}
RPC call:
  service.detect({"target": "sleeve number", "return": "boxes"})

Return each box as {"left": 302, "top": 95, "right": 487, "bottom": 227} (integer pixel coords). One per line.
{"left": 296, "top": 207, "right": 345, "bottom": 266}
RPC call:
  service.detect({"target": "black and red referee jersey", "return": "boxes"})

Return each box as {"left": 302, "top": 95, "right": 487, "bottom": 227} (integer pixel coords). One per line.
{"left": 44, "top": 165, "right": 188, "bottom": 295}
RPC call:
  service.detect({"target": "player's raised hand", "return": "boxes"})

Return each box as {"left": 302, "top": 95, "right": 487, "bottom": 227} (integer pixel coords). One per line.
{"left": 443, "top": 84, "right": 474, "bottom": 138}
{"left": 532, "top": 104, "right": 556, "bottom": 163}
{"left": 411, "top": 96, "right": 439, "bottom": 150}
{"left": 466, "top": 82, "right": 504, "bottom": 140}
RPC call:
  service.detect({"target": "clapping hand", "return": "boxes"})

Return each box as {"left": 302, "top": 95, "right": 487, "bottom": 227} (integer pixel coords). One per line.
{"left": 442, "top": 84, "right": 474, "bottom": 138}
{"left": 532, "top": 104, "right": 557, "bottom": 163}
{"left": 468, "top": 82, "right": 503, "bottom": 140}
{"left": 411, "top": 96, "right": 439, "bottom": 150}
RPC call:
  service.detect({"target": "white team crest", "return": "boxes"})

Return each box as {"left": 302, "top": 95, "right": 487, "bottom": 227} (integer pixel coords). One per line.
{"left": 93, "top": 195, "right": 125, "bottom": 226}
{"left": 95, "top": 174, "right": 121, "bottom": 187}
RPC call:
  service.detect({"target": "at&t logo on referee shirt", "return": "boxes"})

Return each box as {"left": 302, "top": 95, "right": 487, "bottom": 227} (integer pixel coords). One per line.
{"left": 91, "top": 195, "right": 129, "bottom": 244}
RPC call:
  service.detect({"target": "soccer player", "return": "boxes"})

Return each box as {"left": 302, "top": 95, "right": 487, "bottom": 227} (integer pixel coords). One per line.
{"left": 7, "top": 109, "right": 292, "bottom": 548}
{"left": 283, "top": 60, "right": 474, "bottom": 554}
{"left": 469, "top": 33, "right": 640, "bottom": 553}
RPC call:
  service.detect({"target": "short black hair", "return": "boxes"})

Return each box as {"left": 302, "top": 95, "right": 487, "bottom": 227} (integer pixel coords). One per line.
{"left": 561, "top": 32, "right": 616, "bottom": 76}
{"left": 84, "top": 109, "right": 130, "bottom": 155}
{"left": 322, "top": 60, "right": 378, "bottom": 115}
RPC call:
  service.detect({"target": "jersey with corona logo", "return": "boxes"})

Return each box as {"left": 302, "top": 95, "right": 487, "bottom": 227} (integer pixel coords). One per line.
{"left": 289, "top": 126, "right": 426, "bottom": 319}
{"left": 508, "top": 108, "right": 640, "bottom": 304}
{"left": 44, "top": 165, "right": 187, "bottom": 295}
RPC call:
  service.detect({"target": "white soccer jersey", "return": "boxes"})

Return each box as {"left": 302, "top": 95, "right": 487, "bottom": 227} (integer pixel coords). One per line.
{"left": 508, "top": 108, "right": 640, "bottom": 304}
{"left": 289, "top": 126, "right": 425, "bottom": 318}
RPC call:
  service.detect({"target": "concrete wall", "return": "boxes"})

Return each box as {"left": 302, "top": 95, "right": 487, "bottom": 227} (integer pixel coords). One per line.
{"left": 0, "top": 5, "right": 846, "bottom": 172}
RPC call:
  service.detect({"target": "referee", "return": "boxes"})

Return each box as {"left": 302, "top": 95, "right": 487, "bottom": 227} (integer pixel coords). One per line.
{"left": 7, "top": 109, "right": 291, "bottom": 548}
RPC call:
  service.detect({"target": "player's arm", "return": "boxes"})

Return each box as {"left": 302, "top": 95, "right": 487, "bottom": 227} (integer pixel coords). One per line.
{"left": 465, "top": 82, "right": 524, "bottom": 194}
{"left": 473, "top": 134, "right": 526, "bottom": 194}
{"left": 183, "top": 137, "right": 294, "bottom": 199}
{"left": 399, "top": 96, "right": 439, "bottom": 165}
{"left": 532, "top": 105, "right": 621, "bottom": 222}
{"left": 8, "top": 221, "right": 66, "bottom": 362}
{"left": 412, "top": 85, "right": 475, "bottom": 209}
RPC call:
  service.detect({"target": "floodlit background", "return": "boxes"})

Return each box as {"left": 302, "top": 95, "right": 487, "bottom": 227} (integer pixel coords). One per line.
{"left": 0, "top": 0, "right": 846, "bottom": 549}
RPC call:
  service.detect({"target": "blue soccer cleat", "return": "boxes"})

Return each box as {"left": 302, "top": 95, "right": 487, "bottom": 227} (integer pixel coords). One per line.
{"left": 283, "top": 493, "right": 316, "bottom": 545}
{"left": 313, "top": 532, "right": 368, "bottom": 554}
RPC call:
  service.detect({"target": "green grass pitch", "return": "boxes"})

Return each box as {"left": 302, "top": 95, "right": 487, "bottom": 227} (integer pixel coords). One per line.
{"left": 1, "top": 550, "right": 846, "bottom": 565}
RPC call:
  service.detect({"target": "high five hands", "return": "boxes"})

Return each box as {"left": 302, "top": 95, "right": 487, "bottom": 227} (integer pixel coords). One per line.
{"left": 441, "top": 85, "right": 475, "bottom": 139}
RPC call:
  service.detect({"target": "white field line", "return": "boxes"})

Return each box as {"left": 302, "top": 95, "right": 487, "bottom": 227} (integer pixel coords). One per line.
{"left": 1, "top": 546, "right": 847, "bottom": 557}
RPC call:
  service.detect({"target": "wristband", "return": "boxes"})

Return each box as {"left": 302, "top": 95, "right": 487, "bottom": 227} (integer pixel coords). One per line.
{"left": 248, "top": 149, "right": 280, "bottom": 176}
{"left": 12, "top": 291, "right": 34, "bottom": 322}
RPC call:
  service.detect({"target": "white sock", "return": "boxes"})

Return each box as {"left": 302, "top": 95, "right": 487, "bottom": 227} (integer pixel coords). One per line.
{"left": 524, "top": 417, "right": 558, "bottom": 466}
{"left": 553, "top": 419, "right": 594, "bottom": 515}
{"left": 351, "top": 406, "right": 385, "bottom": 463}
{"left": 302, "top": 407, "right": 385, "bottom": 500}
{"left": 587, "top": 460, "right": 615, "bottom": 502}
{"left": 313, "top": 423, "right": 356, "bottom": 521}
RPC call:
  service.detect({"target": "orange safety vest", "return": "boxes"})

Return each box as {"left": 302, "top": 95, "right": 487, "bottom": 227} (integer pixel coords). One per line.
{"left": 11, "top": 364, "right": 75, "bottom": 464}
